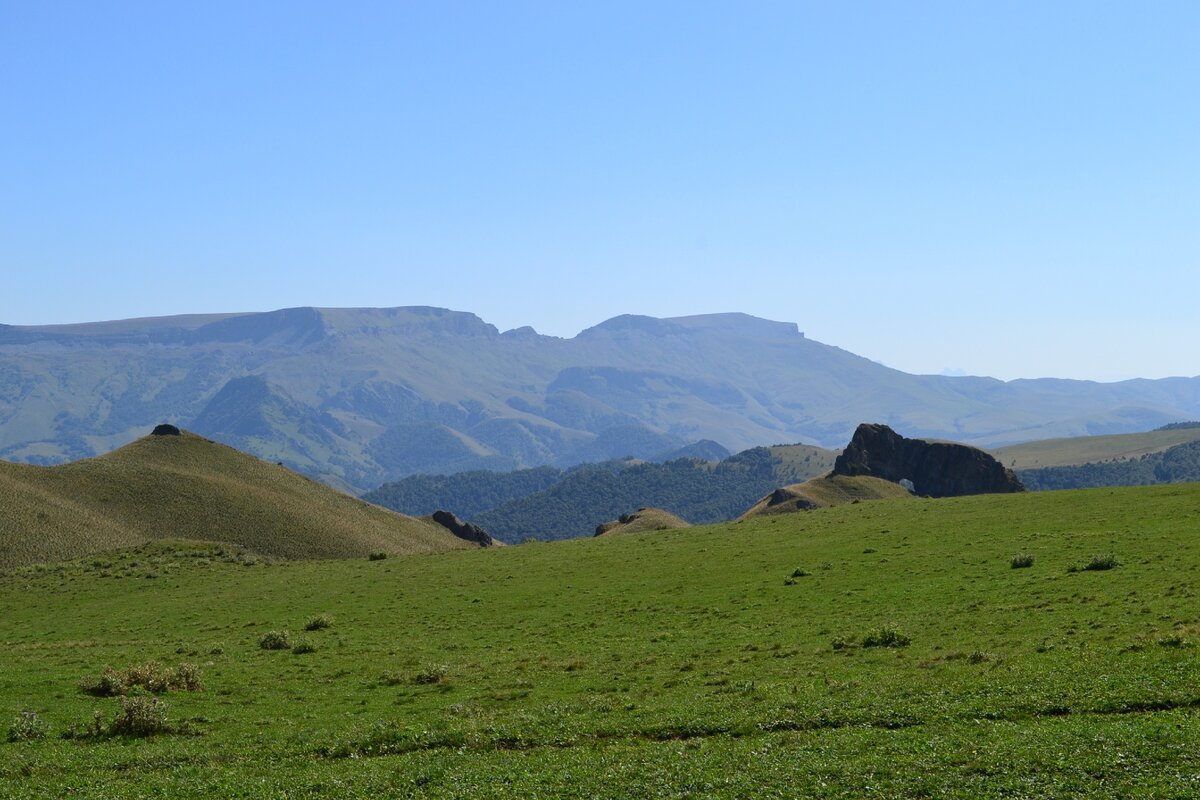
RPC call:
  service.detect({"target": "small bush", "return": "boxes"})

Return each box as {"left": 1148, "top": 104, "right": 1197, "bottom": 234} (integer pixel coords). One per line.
{"left": 1083, "top": 554, "right": 1119, "bottom": 571}
{"left": 1010, "top": 553, "right": 1035, "bottom": 569}
{"left": 305, "top": 613, "right": 334, "bottom": 631}
{"left": 380, "top": 671, "right": 405, "bottom": 686}
{"left": 790, "top": 568, "right": 811, "bottom": 578}
{"left": 862, "top": 626, "right": 911, "bottom": 648}
{"left": 1158, "top": 633, "right": 1188, "bottom": 648}
{"left": 109, "top": 696, "right": 172, "bottom": 737}
{"left": 831, "top": 637, "right": 848, "bottom": 651}
{"left": 292, "top": 640, "right": 317, "bottom": 655}
{"left": 413, "top": 664, "right": 450, "bottom": 685}
{"left": 259, "top": 631, "right": 292, "bottom": 650}
{"left": 7, "top": 710, "right": 49, "bottom": 742}
{"left": 368, "top": 552, "right": 388, "bottom": 561}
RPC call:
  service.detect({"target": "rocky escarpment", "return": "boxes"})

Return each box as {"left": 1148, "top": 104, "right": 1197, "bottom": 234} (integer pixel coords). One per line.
{"left": 430, "top": 510, "right": 500, "bottom": 547}
{"left": 832, "top": 423, "right": 1025, "bottom": 497}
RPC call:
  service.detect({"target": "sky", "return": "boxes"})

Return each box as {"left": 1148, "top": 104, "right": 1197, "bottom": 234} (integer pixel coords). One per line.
{"left": 2, "top": 2, "right": 1197, "bottom": 382}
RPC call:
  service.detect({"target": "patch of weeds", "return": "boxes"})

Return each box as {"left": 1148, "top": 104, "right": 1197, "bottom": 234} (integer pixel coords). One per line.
{"left": 1010, "top": 553, "right": 1035, "bottom": 569}
{"left": 80, "top": 662, "right": 202, "bottom": 696}
{"left": 1083, "top": 554, "right": 1119, "bottom": 572}
{"left": 368, "top": 552, "right": 388, "bottom": 561}
{"left": 831, "top": 636, "right": 849, "bottom": 651}
{"left": 379, "top": 671, "right": 405, "bottom": 687}
{"left": 7, "top": 710, "right": 50, "bottom": 742}
{"left": 862, "top": 626, "right": 911, "bottom": 648}
{"left": 292, "top": 640, "right": 317, "bottom": 655}
{"left": 413, "top": 664, "right": 450, "bottom": 685}
{"left": 66, "top": 697, "right": 176, "bottom": 739}
{"left": 305, "top": 613, "right": 334, "bottom": 631}
{"left": 259, "top": 630, "right": 292, "bottom": 650}
{"left": 108, "top": 696, "right": 173, "bottom": 737}
{"left": 1157, "top": 633, "right": 1188, "bottom": 648}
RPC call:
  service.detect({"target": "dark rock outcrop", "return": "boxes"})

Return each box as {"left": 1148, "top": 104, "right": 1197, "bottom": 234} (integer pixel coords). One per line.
{"left": 431, "top": 510, "right": 498, "bottom": 547}
{"left": 151, "top": 424, "right": 182, "bottom": 436}
{"left": 832, "top": 423, "right": 1025, "bottom": 497}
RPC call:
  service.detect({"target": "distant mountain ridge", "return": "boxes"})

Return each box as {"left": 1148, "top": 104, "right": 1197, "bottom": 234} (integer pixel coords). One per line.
{"left": 2, "top": 305, "right": 1199, "bottom": 491}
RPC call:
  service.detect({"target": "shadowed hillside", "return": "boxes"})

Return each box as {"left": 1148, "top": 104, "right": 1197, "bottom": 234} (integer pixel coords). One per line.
{"left": 0, "top": 430, "right": 473, "bottom": 568}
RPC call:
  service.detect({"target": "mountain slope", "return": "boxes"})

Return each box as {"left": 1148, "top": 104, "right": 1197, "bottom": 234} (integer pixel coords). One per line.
{"left": 0, "top": 430, "right": 472, "bottom": 568}
{"left": 3, "top": 305, "right": 1199, "bottom": 490}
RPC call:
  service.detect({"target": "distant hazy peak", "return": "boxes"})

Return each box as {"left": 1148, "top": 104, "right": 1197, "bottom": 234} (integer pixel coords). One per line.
{"left": 314, "top": 306, "right": 500, "bottom": 337}
{"left": 576, "top": 312, "right": 801, "bottom": 340}
{"left": 665, "top": 313, "right": 802, "bottom": 339}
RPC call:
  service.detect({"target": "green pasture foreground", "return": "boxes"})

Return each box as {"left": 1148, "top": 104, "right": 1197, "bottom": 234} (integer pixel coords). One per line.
{"left": 3, "top": 484, "right": 1200, "bottom": 797}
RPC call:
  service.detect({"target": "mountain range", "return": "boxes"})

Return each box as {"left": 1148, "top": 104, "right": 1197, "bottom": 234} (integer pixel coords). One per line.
{"left": 3, "top": 305, "right": 1199, "bottom": 492}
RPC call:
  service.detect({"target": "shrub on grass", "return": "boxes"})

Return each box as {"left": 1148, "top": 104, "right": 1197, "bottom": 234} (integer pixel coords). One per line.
{"left": 7, "top": 710, "right": 49, "bottom": 742}
{"left": 80, "top": 662, "right": 202, "bottom": 696}
{"left": 259, "top": 630, "right": 292, "bottom": 650}
{"left": 862, "top": 626, "right": 911, "bottom": 648}
{"left": 1083, "top": 554, "right": 1119, "bottom": 571}
{"left": 1010, "top": 553, "right": 1035, "bottom": 569}
{"left": 379, "top": 671, "right": 405, "bottom": 686}
{"left": 292, "top": 640, "right": 317, "bottom": 655}
{"left": 305, "top": 613, "right": 334, "bottom": 631}
{"left": 108, "top": 696, "right": 172, "bottom": 737}
{"left": 368, "top": 552, "right": 388, "bottom": 561}
{"left": 413, "top": 664, "right": 450, "bottom": 685}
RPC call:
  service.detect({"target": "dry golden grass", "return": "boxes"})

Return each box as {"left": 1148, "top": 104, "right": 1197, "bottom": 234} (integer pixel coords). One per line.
{"left": 594, "top": 507, "right": 691, "bottom": 537}
{"left": 990, "top": 428, "right": 1200, "bottom": 470}
{"left": 739, "top": 474, "right": 912, "bottom": 519}
{"left": 0, "top": 431, "right": 472, "bottom": 568}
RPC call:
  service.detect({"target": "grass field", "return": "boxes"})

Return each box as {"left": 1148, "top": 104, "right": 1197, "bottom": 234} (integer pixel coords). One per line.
{"left": 991, "top": 427, "right": 1200, "bottom": 470}
{"left": 3, "top": 484, "right": 1200, "bottom": 797}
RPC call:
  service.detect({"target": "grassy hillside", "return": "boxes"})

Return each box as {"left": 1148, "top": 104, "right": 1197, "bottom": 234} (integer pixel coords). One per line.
{"left": 594, "top": 507, "right": 691, "bottom": 536}
{"left": 1019, "top": 438, "right": 1200, "bottom": 491}
{"left": 740, "top": 474, "right": 914, "bottom": 518}
{"left": 4, "top": 484, "right": 1200, "bottom": 796}
{"left": 0, "top": 431, "right": 471, "bottom": 568}
{"left": 990, "top": 426, "right": 1200, "bottom": 469}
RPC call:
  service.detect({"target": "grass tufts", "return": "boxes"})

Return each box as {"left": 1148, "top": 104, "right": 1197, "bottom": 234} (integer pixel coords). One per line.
{"left": 1010, "top": 553, "right": 1035, "bottom": 569}
{"left": 304, "top": 613, "right": 334, "bottom": 631}
{"left": 7, "top": 710, "right": 50, "bottom": 742}
{"left": 862, "top": 626, "right": 911, "bottom": 648}
{"left": 259, "top": 631, "right": 292, "bottom": 650}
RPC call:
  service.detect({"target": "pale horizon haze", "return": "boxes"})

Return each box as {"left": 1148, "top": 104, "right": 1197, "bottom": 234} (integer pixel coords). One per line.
{"left": 3, "top": 2, "right": 1197, "bottom": 383}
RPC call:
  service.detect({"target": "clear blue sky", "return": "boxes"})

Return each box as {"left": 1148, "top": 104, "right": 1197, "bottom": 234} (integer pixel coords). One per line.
{"left": 2, "top": 2, "right": 1196, "bottom": 382}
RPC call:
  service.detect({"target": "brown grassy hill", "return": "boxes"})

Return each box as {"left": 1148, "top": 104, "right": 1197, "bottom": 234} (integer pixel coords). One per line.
{"left": 740, "top": 474, "right": 913, "bottom": 519}
{"left": 989, "top": 428, "right": 1200, "bottom": 470}
{"left": 594, "top": 507, "right": 691, "bottom": 537}
{"left": 0, "top": 430, "right": 474, "bottom": 568}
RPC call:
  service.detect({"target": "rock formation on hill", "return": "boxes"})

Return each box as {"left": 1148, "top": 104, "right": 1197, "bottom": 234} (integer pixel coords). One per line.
{"left": 430, "top": 510, "right": 499, "bottom": 547}
{"left": 832, "top": 423, "right": 1025, "bottom": 497}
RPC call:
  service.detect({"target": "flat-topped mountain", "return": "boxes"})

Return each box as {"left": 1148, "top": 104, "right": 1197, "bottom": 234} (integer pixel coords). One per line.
{"left": 3, "top": 306, "right": 1199, "bottom": 490}
{"left": 0, "top": 428, "right": 475, "bottom": 569}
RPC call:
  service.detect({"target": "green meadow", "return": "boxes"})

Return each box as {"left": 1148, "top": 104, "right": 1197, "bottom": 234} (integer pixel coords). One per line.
{"left": 4, "top": 484, "right": 1200, "bottom": 797}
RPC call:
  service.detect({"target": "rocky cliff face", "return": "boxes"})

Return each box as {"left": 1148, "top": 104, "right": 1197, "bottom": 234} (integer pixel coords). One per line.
{"left": 832, "top": 423, "right": 1025, "bottom": 497}
{"left": 430, "top": 510, "right": 499, "bottom": 547}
